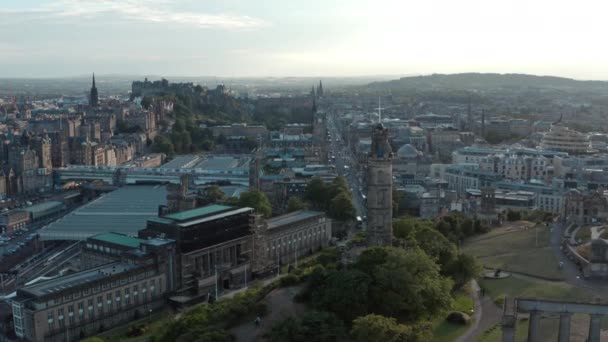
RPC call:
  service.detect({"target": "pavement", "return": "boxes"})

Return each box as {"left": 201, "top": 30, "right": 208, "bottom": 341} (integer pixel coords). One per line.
{"left": 457, "top": 280, "right": 503, "bottom": 342}
{"left": 230, "top": 285, "right": 305, "bottom": 342}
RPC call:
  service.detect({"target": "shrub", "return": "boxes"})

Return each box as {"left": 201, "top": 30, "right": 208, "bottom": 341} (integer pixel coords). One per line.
{"left": 278, "top": 274, "right": 300, "bottom": 287}
{"left": 494, "top": 295, "right": 506, "bottom": 306}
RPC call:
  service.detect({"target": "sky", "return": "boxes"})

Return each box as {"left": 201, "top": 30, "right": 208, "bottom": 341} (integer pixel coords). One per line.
{"left": 2, "top": 0, "right": 608, "bottom": 79}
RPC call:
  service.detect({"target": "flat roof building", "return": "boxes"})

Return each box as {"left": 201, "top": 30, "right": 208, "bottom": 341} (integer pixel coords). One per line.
{"left": 12, "top": 235, "right": 176, "bottom": 342}
{"left": 40, "top": 186, "right": 167, "bottom": 241}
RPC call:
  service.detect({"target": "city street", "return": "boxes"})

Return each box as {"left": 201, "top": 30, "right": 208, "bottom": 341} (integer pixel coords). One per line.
{"left": 550, "top": 221, "right": 608, "bottom": 296}
{"left": 326, "top": 112, "right": 366, "bottom": 221}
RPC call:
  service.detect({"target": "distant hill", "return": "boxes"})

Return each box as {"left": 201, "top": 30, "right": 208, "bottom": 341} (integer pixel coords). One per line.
{"left": 363, "top": 73, "right": 608, "bottom": 93}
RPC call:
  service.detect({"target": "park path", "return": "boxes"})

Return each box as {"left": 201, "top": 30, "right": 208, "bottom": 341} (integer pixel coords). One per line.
{"left": 457, "top": 279, "right": 503, "bottom": 342}
{"left": 230, "top": 285, "right": 305, "bottom": 342}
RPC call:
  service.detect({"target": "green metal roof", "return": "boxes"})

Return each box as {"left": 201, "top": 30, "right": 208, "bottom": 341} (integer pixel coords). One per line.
{"left": 163, "top": 204, "right": 233, "bottom": 222}
{"left": 90, "top": 232, "right": 143, "bottom": 248}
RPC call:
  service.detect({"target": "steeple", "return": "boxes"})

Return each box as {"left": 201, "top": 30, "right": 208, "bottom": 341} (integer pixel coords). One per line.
{"left": 90, "top": 73, "right": 99, "bottom": 107}
{"left": 318, "top": 80, "right": 324, "bottom": 97}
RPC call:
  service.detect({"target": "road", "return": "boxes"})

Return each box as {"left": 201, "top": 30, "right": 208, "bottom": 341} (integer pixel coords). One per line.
{"left": 326, "top": 111, "right": 366, "bottom": 222}
{"left": 550, "top": 221, "right": 608, "bottom": 295}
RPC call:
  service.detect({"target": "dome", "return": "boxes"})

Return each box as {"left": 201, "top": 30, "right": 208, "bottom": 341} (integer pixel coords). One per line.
{"left": 397, "top": 144, "right": 420, "bottom": 158}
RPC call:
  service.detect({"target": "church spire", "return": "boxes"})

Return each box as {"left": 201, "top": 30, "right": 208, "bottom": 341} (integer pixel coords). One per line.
{"left": 318, "top": 80, "right": 324, "bottom": 97}
{"left": 90, "top": 72, "right": 99, "bottom": 107}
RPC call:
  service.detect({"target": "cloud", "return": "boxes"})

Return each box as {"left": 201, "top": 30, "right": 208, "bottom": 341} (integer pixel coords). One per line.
{"left": 0, "top": 0, "right": 267, "bottom": 29}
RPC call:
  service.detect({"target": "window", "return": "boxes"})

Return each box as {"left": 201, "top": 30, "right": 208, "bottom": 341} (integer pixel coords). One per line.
{"left": 125, "top": 288, "right": 130, "bottom": 305}
{"left": 107, "top": 293, "right": 113, "bottom": 309}
{"left": 78, "top": 302, "right": 84, "bottom": 320}
{"left": 115, "top": 290, "right": 121, "bottom": 305}
{"left": 68, "top": 305, "right": 75, "bottom": 325}
{"left": 58, "top": 308, "right": 65, "bottom": 328}
{"left": 47, "top": 311, "right": 55, "bottom": 330}
{"left": 133, "top": 285, "right": 139, "bottom": 304}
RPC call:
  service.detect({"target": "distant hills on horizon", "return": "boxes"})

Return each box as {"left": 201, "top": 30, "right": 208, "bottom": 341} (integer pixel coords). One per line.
{"left": 362, "top": 72, "right": 608, "bottom": 93}
{"left": 4, "top": 72, "right": 608, "bottom": 97}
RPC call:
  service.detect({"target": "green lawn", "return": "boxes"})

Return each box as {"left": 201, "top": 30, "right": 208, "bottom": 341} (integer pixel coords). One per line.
{"left": 432, "top": 292, "right": 475, "bottom": 341}
{"left": 463, "top": 223, "right": 564, "bottom": 280}
{"left": 433, "top": 321, "right": 470, "bottom": 342}
{"left": 575, "top": 226, "right": 592, "bottom": 243}
{"left": 479, "top": 277, "right": 592, "bottom": 303}
{"left": 453, "top": 294, "right": 474, "bottom": 313}
{"left": 94, "top": 310, "right": 173, "bottom": 342}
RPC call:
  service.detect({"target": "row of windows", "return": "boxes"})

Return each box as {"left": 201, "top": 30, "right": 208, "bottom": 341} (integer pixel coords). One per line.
{"left": 46, "top": 278, "right": 161, "bottom": 331}
{"left": 52, "top": 270, "right": 154, "bottom": 306}
{"left": 269, "top": 225, "right": 326, "bottom": 249}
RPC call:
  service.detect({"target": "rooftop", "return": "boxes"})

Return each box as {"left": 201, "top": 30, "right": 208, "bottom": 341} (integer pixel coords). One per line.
{"left": 21, "top": 201, "right": 64, "bottom": 213}
{"left": 22, "top": 262, "right": 137, "bottom": 298}
{"left": 176, "top": 207, "right": 253, "bottom": 228}
{"left": 90, "top": 232, "right": 143, "bottom": 249}
{"left": 40, "top": 185, "right": 167, "bottom": 241}
{"left": 164, "top": 204, "right": 233, "bottom": 222}
{"left": 267, "top": 210, "right": 324, "bottom": 230}
{"left": 194, "top": 156, "right": 250, "bottom": 170}
{"left": 161, "top": 155, "right": 201, "bottom": 169}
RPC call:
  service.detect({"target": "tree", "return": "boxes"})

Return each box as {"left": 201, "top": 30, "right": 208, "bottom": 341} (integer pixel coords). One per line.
{"left": 351, "top": 314, "right": 431, "bottom": 342}
{"left": 444, "top": 253, "right": 481, "bottom": 289}
{"left": 287, "top": 197, "right": 306, "bottom": 213}
{"left": 305, "top": 177, "right": 329, "bottom": 210}
{"left": 195, "top": 328, "right": 233, "bottom": 342}
{"left": 329, "top": 191, "right": 356, "bottom": 221}
{"left": 141, "top": 96, "right": 153, "bottom": 109}
{"left": 238, "top": 189, "right": 272, "bottom": 218}
{"left": 264, "top": 311, "right": 345, "bottom": 342}
{"left": 151, "top": 135, "right": 174, "bottom": 155}
{"left": 311, "top": 270, "right": 372, "bottom": 322}
{"left": 506, "top": 209, "right": 521, "bottom": 222}
{"left": 329, "top": 176, "right": 349, "bottom": 198}
{"left": 411, "top": 225, "right": 457, "bottom": 269}
{"left": 356, "top": 247, "right": 453, "bottom": 320}
{"left": 200, "top": 185, "right": 225, "bottom": 205}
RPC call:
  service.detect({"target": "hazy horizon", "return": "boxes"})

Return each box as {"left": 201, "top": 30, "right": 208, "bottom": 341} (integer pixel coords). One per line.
{"left": 3, "top": 0, "right": 608, "bottom": 79}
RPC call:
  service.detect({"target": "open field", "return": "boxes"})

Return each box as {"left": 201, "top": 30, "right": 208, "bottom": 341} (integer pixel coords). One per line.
{"left": 479, "top": 277, "right": 592, "bottom": 303}
{"left": 463, "top": 221, "right": 563, "bottom": 280}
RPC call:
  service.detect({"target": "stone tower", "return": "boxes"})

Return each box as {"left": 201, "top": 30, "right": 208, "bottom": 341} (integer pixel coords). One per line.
{"left": 367, "top": 123, "right": 393, "bottom": 247}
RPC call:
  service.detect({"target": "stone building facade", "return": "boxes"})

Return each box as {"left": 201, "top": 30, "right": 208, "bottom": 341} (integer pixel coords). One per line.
{"left": 564, "top": 189, "right": 608, "bottom": 224}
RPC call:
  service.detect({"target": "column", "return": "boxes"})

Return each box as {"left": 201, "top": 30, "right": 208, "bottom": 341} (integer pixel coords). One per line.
{"left": 501, "top": 314, "right": 516, "bottom": 342}
{"left": 527, "top": 311, "right": 541, "bottom": 342}
{"left": 588, "top": 314, "right": 602, "bottom": 342}
{"left": 558, "top": 312, "right": 571, "bottom": 342}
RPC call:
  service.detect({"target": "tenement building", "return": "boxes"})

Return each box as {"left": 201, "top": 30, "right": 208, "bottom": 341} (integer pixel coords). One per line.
{"left": 12, "top": 234, "right": 176, "bottom": 342}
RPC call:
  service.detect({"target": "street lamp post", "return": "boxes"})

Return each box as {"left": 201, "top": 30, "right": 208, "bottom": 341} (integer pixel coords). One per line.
{"left": 214, "top": 264, "right": 218, "bottom": 300}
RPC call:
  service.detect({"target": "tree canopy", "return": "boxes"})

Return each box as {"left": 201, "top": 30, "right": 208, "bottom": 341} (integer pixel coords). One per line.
{"left": 287, "top": 197, "right": 307, "bottom": 213}
{"left": 304, "top": 176, "right": 355, "bottom": 221}
{"left": 264, "top": 311, "right": 346, "bottom": 342}
{"left": 355, "top": 247, "right": 453, "bottom": 321}
{"left": 237, "top": 189, "right": 272, "bottom": 218}
{"left": 351, "top": 314, "right": 431, "bottom": 342}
